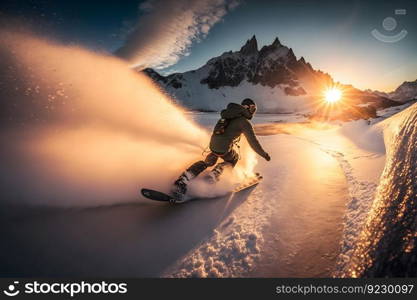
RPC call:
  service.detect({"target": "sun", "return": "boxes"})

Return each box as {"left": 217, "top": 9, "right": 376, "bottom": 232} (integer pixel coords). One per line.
{"left": 324, "top": 88, "right": 342, "bottom": 103}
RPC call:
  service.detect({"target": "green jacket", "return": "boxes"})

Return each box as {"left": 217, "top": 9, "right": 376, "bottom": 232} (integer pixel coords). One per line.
{"left": 209, "top": 103, "right": 268, "bottom": 158}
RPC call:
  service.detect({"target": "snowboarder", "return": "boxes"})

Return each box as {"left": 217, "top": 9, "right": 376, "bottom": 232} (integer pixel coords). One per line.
{"left": 171, "top": 98, "right": 271, "bottom": 202}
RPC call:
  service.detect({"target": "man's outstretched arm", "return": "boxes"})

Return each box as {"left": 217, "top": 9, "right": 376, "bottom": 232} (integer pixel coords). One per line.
{"left": 241, "top": 120, "right": 271, "bottom": 161}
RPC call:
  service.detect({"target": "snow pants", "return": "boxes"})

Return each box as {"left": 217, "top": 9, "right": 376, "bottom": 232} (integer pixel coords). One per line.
{"left": 186, "top": 149, "right": 239, "bottom": 178}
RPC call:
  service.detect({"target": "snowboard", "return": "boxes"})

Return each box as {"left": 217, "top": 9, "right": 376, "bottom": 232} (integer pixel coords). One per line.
{"left": 232, "top": 172, "right": 263, "bottom": 193}
{"left": 141, "top": 173, "right": 262, "bottom": 204}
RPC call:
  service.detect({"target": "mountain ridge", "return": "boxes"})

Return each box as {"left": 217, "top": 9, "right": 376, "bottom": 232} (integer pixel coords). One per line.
{"left": 141, "top": 35, "right": 400, "bottom": 116}
{"left": 370, "top": 79, "right": 417, "bottom": 102}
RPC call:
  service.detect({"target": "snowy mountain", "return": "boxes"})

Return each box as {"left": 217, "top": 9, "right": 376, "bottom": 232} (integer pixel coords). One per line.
{"left": 372, "top": 79, "right": 417, "bottom": 102}
{"left": 142, "top": 35, "right": 398, "bottom": 115}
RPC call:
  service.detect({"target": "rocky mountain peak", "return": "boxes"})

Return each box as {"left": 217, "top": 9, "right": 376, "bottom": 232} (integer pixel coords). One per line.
{"left": 239, "top": 35, "right": 258, "bottom": 56}
{"left": 271, "top": 37, "right": 281, "bottom": 47}
{"left": 401, "top": 79, "right": 417, "bottom": 87}
{"left": 144, "top": 35, "right": 326, "bottom": 92}
{"left": 389, "top": 78, "right": 417, "bottom": 101}
{"left": 259, "top": 37, "right": 288, "bottom": 59}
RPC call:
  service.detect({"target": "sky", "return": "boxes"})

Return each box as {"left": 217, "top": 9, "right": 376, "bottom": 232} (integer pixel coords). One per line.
{"left": 1, "top": 0, "right": 416, "bottom": 91}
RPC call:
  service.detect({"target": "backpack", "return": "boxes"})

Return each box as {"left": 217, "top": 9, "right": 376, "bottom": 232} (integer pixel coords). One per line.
{"left": 213, "top": 118, "right": 230, "bottom": 135}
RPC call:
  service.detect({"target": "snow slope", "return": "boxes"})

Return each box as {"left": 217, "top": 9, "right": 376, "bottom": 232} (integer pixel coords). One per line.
{"left": 0, "top": 113, "right": 351, "bottom": 277}
{"left": 164, "top": 133, "right": 349, "bottom": 277}
{"left": 165, "top": 104, "right": 417, "bottom": 278}
{"left": 2, "top": 105, "right": 414, "bottom": 277}
{"left": 167, "top": 77, "right": 314, "bottom": 113}
{"left": 340, "top": 103, "right": 417, "bottom": 277}
{"left": 162, "top": 118, "right": 386, "bottom": 277}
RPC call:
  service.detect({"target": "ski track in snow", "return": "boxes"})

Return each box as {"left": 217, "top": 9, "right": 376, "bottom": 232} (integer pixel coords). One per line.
{"left": 289, "top": 135, "right": 379, "bottom": 276}
{"left": 164, "top": 171, "right": 282, "bottom": 278}
{"left": 320, "top": 150, "right": 378, "bottom": 276}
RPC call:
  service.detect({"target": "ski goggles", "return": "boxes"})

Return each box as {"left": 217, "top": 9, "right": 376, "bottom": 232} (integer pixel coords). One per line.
{"left": 248, "top": 104, "right": 257, "bottom": 114}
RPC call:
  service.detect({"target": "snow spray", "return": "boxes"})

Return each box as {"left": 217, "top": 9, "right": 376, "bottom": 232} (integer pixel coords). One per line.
{"left": 0, "top": 28, "right": 256, "bottom": 206}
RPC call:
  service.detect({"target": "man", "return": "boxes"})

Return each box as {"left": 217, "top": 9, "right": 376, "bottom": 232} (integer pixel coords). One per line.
{"left": 171, "top": 98, "right": 271, "bottom": 202}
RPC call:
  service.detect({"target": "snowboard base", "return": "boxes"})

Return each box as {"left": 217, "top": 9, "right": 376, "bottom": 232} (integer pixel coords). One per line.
{"left": 141, "top": 188, "right": 175, "bottom": 203}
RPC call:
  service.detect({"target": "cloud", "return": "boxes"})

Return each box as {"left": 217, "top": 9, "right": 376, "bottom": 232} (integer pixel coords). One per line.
{"left": 115, "top": 0, "right": 240, "bottom": 69}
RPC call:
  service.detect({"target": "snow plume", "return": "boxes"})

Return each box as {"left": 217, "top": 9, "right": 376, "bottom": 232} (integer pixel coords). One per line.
{"left": 0, "top": 28, "right": 255, "bottom": 207}
{"left": 116, "top": 0, "right": 240, "bottom": 69}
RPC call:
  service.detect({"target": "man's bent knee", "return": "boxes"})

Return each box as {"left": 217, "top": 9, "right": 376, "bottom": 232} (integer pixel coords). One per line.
{"left": 186, "top": 160, "right": 208, "bottom": 177}
{"left": 204, "top": 153, "right": 218, "bottom": 167}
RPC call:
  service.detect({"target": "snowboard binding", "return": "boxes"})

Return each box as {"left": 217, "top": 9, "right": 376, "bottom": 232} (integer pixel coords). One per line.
{"left": 170, "top": 171, "right": 193, "bottom": 204}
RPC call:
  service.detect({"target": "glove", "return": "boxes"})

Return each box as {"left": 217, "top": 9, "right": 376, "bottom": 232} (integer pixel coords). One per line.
{"left": 263, "top": 152, "right": 271, "bottom": 161}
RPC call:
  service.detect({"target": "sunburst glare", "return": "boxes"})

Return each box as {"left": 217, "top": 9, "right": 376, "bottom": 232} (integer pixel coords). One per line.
{"left": 324, "top": 88, "right": 342, "bottom": 103}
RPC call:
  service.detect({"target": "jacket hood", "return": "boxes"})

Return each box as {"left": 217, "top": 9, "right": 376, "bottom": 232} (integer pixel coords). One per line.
{"left": 220, "top": 103, "right": 253, "bottom": 119}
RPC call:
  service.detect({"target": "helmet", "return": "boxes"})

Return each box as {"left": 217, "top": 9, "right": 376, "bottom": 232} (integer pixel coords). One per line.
{"left": 241, "top": 98, "right": 257, "bottom": 116}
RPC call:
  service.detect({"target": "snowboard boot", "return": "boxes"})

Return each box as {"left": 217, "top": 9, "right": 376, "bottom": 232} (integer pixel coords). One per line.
{"left": 170, "top": 171, "right": 194, "bottom": 203}
{"left": 206, "top": 162, "right": 232, "bottom": 184}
